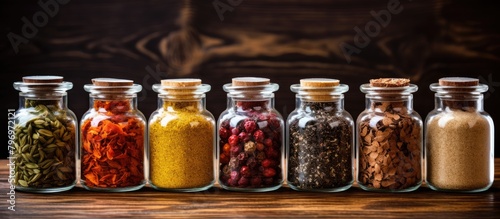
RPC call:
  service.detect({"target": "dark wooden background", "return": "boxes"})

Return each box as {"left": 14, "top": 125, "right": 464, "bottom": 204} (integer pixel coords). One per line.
{"left": 1, "top": 0, "right": 499, "bottom": 159}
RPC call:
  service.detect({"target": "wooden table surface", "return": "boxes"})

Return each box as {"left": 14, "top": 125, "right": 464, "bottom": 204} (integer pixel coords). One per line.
{"left": 1, "top": 159, "right": 499, "bottom": 218}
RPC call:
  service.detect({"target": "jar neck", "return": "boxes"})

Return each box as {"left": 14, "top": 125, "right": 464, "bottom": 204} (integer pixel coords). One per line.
{"left": 229, "top": 96, "right": 273, "bottom": 112}
{"left": 365, "top": 94, "right": 413, "bottom": 113}
{"left": 160, "top": 96, "right": 205, "bottom": 112}
{"left": 435, "top": 93, "right": 483, "bottom": 111}
{"left": 19, "top": 93, "right": 67, "bottom": 110}
{"left": 90, "top": 95, "right": 137, "bottom": 113}
{"left": 297, "top": 97, "right": 344, "bottom": 113}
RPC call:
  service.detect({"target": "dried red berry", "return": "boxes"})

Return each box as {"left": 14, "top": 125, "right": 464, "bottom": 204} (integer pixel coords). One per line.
{"left": 229, "top": 178, "right": 239, "bottom": 186}
{"left": 256, "top": 143, "right": 265, "bottom": 151}
{"left": 221, "top": 120, "right": 230, "bottom": 129}
{"left": 223, "top": 143, "right": 231, "bottom": 155}
{"left": 237, "top": 152, "right": 246, "bottom": 161}
{"left": 269, "top": 119, "right": 281, "bottom": 130}
{"left": 240, "top": 166, "right": 251, "bottom": 177}
{"left": 263, "top": 138, "right": 273, "bottom": 147}
{"left": 261, "top": 159, "right": 273, "bottom": 168}
{"left": 238, "top": 132, "right": 249, "bottom": 141}
{"left": 258, "top": 114, "right": 269, "bottom": 121}
{"left": 266, "top": 147, "right": 279, "bottom": 159}
{"left": 230, "top": 145, "right": 241, "bottom": 154}
{"left": 246, "top": 157, "right": 257, "bottom": 168}
{"left": 220, "top": 153, "right": 229, "bottom": 164}
{"left": 230, "top": 171, "right": 240, "bottom": 180}
{"left": 263, "top": 168, "right": 276, "bottom": 177}
{"left": 251, "top": 177, "right": 262, "bottom": 186}
{"left": 228, "top": 135, "right": 239, "bottom": 146}
{"left": 244, "top": 120, "right": 257, "bottom": 133}
{"left": 231, "top": 127, "right": 240, "bottom": 136}
{"left": 253, "top": 130, "right": 265, "bottom": 142}
{"left": 219, "top": 127, "right": 230, "bottom": 139}
{"left": 238, "top": 177, "right": 250, "bottom": 186}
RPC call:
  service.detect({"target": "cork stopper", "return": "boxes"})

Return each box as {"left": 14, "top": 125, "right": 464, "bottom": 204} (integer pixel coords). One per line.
{"left": 23, "top": 76, "right": 63, "bottom": 83}
{"left": 300, "top": 78, "right": 340, "bottom": 87}
{"left": 439, "top": 77, "right": 479, "bottom": 86}
{"left": 370, "top": 78, "right": 410, "bottom": 87}
{"left": 92, "top": 78, "right": 133, "bottom": 86}
{"left": 232, "top": 77, "right": 270, "bottom": 86}
{"left": 292, "top": 78, "right": 347, "bottom": 102}
{"left": 161, "top": 78, "right": 201, "bottom": 87}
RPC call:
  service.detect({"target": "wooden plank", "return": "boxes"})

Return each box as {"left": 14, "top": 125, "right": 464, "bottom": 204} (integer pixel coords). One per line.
{"left": 0, "top": 0, "right": 498, "bottom": 160}
{"left": 0, "top": 159, "right": 499, "bottom": 217}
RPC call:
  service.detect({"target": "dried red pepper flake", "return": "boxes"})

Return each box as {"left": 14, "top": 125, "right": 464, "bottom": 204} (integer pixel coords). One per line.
{"left": 81, "top": 100, "right": 144, "bottom": 188}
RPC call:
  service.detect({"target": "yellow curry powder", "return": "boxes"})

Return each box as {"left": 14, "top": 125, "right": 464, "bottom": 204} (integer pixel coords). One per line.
{"left": 149, "top": 101, "right": 215, "bottom": 189}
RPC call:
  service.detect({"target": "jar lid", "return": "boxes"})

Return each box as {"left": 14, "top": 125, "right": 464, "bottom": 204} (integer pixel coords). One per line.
{"left": 370, "top": 78, "right": 410, "bottom": 87}
{"left": 223, "top": 77, "right": 278, "bottom": 99}
{"left": 92, "top": 78, "right": 134, "bottom": 86}
{"left": 232, "top": 77, "right": 270, "bottom": 86}
{"left": 153, "top": 78, "right": 210, "bottom": 98}
{"left": 84, "top": 78, "right": 142, "bottom": 94}
{"left": 13, "top": 75, "right": 72, "bottom": 92}
{"left": 361, "top": 78, "right": 417, "bottom": 95}
{"left": 430, "top": 77, "right": 488, "bottom": 94}
{"left": 161, "top": 78, "right": 202, "bottom": 87}
{"left": 300, "top": 78, "right": 340, "bottom": 87}
{"left": 23, "top": 75, "right": 64, "bottom": 83}
{"left": 291, "top": 78, "right": 348, "bottom": 101}
{"left": 439, "top": 77, "right": 479, "bottom": 86}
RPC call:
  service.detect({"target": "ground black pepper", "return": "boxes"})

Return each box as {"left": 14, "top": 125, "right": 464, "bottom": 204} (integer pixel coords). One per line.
{"left": 288, "top": 102, "right": 353, "bottom": 190}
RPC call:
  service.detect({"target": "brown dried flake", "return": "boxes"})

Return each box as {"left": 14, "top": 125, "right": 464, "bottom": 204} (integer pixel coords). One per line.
{"left": 358, "top": 102, "right": 422, "bottom": 190}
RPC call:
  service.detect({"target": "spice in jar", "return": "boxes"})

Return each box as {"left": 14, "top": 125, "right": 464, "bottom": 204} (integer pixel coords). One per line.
{"left": 218, "top": 77, "right": 284, "bottom": 191}
{"left": 425, "top": 77, "right": 494, "bottom": 192}
{"left": 357, "top": 78, "right": 422, "bottom": 192}
{"left": 287, "top": 79, "right": 353, "bottom": 191}
{"left": 149, "top": 79, "right": 215, "bottom": 191}
{"left": 81, "top": 78, "right": 146, "bottom": 191}
{"left": 13, "top": 76, "right": 77, "bottom": 192}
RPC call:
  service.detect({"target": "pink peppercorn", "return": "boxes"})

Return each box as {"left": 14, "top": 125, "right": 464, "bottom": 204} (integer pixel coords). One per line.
{"left": 251, "top": 177, "right": 262, "bottom": 186}
{"left": 228, "top": 135, "right": 239, "bottom": 146}
{"left": 263, "top": 138, "right": 273, "bottom": 147}
{"left": 244, "top": 120, "right": 257, "bottom": 133}
{"left": 238, "top": 177, "right": 250, "bottom": 186}
{"left": 263, "top": 168, "right": 276, "bottom": 178}
{"left": 219, "top": 127, "right": 230, "bottom": 139}
{"left": 231, "top": 127, "right": 240, "bottom": 136}
{"left": 253, "top": 130, "right": 265, "bottom": 143}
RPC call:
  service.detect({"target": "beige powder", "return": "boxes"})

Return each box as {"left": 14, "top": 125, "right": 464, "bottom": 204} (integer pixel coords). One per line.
{"left": 426, "top": 110, "right": 491, "bottom": 190}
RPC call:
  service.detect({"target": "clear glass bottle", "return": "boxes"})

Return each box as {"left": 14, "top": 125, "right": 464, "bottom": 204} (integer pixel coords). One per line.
{"left": 287, "top": 78, "right": 354, "bottom": 192}
{"left": 149, "top": 79, "right": 215, "bottom": 192}
{"left": 80, "top": 78, "right": 146, "bottom": 192}
{"left": 217, "top": 77, "right": 284, "bottom": 192}
{"left": 357, "top": 78, "right": 422, "bottom": 192}
{"left": 13, "top": 76, "right": 77, "bottom": 193}
{"left": 425, "top": 77, "right": 494, "bottom": 192}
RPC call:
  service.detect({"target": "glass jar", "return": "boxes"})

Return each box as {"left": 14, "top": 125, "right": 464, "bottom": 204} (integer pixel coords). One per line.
{"left": 287, "top": 78, "right": 354, "bottom": 192}
{"left": 13, "top": 76, "right": 77, "bottom": 193}
{"left": 357, "top": 78, "right": 422, "bottom": 192}
{"left": 217, "top": 77, "right": 284, "bottom": 192}
{"left": 80, "top": 78, "right": 146, "bottom": 192}
{"left": 425, "top": 77, "right": 494, "bottom": 192}
{"left": 149, "top": 79, "right": 215, "bottom": 192}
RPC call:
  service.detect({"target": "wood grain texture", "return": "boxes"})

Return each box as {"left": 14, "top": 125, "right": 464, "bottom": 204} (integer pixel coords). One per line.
{"left": 0, "top": 0, "right": 499, "bottom": 158}
{"left": 0, "top": 159, "right": 499, "bottom": 218}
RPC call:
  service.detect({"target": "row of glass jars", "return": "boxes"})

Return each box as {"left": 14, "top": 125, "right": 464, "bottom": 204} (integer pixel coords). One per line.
{"left": 12, "top": 76, "right": 494, "bottom": 193}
